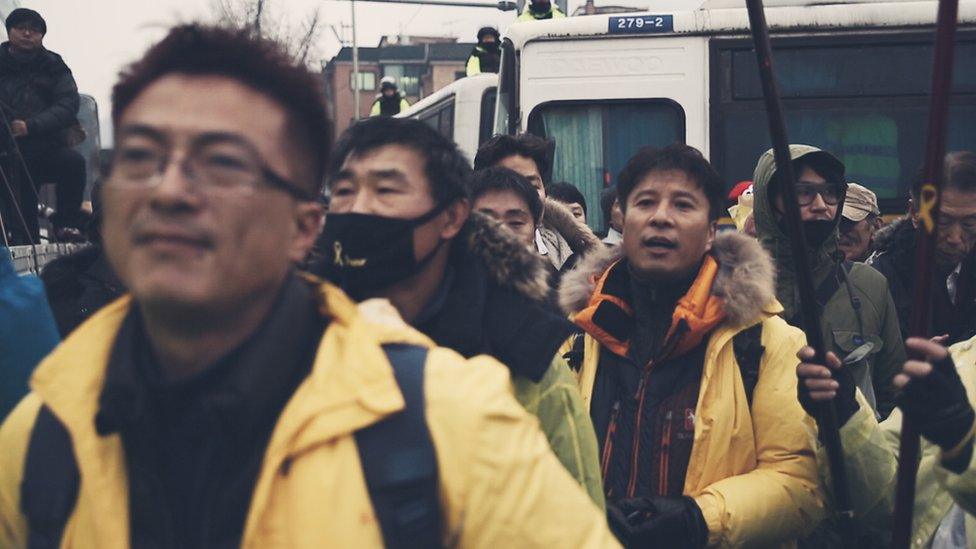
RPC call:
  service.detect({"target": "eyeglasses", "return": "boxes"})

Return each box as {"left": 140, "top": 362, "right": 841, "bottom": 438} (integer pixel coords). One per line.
{"left": 795, "top": 181, "right": 844, "bottom": 207}
{"left": 110, "top": 132, "right": 314, "bottom": 201}
{"left": 12, "top": 24, "right": 43, "bottom": 34}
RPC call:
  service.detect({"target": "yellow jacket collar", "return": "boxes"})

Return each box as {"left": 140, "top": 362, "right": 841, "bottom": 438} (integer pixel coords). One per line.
{"left": 30, "top": 281, "right": 433, "bottom": 460}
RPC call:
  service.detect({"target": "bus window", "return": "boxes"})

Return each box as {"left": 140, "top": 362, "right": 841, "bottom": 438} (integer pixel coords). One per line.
{"left": 480, "top": 87, "right": 497, "bottom": 146}
{"left": 438, "top": 102, "right": 455, "bottom": 138}
{"left": 712, "top": 36, "right": 976, "bottom": 212}
{"left": 418, "top": 98, "right": 455, "bottom": 141}
{"left": 528, "top": 100, "right": 685, "bottom": 231}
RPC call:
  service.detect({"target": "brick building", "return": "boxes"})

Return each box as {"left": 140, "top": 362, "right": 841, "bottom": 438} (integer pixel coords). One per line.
{"left": 323, "top": 36, "right": 475, "bottom": 139}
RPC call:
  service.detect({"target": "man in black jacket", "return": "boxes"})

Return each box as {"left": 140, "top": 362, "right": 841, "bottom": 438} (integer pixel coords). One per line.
{"left": 312, "top": 116, "right": 605, "bottom": 506}
{"left": 0, "top": 8, "right": 85, "bottom": 243}
{"left": 868, "top": 151, "right": 976, "bottom": 344}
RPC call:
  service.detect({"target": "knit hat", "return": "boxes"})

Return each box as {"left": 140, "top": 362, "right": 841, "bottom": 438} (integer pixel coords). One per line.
{"left": 5, "top": 8, "right": 47, "bottom": 35}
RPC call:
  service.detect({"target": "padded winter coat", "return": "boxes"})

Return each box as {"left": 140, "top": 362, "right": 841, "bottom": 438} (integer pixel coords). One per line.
{"left": 752, "top": 146, "right": 906, "bottom": 419}
{"left": 824, "top": 336, "right": 976, "bottom": 548}
{"left": 559, "top": 231, "right": 826, "bottom": 547}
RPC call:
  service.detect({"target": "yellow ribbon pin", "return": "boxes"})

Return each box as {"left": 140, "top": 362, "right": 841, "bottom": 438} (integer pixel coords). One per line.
{"left": 917, "top": 183, "right": 939, "bottom": 234}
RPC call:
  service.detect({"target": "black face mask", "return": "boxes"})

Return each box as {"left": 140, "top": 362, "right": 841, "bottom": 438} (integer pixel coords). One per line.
{"left": 319, "top": 204, "right": 449, "bottom": 300}
{"left": 803, "top": 219, "right": 837, "bottom": 247}
{"left": 529, "top": 1, "right": 551, "bottom": 13}
{"left": 481, "top": 41, "right": 499, "bottom": 51}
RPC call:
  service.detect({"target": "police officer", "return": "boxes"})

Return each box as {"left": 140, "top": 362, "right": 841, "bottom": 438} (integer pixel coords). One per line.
{"left": 369, "top": 76, "right": 410, "bottom": 117}
{"left": 518, "top": 0, "right": 566, "bottom": 21}
{"left": 466, "top": 27, "right": 501, "bottom": 76}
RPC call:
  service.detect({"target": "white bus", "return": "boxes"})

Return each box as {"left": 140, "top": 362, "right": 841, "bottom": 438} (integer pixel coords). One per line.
{"left": 397, "top": 73, "right": 498, "bottom": 164}
{"left": 495, "top": 0, "right": 976, "bottom": 230}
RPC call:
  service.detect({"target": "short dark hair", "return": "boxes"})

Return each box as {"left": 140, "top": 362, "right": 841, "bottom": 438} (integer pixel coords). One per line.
{"left": 112, "top": 24, "right": 332, "bottom": 192}
{"left": 473, "top": 134, "right": 553, "bottom": 184}
{"left": 468, "top": 167, "right": 543, "bottom": 223}
{"left": 616, "top": 144, "right": 725, "bottom": 221}
{"left": 548, "top": 182, "right": 587, "bottom": 216}
{"left": 912, "top": 151, "right": 976, "bottom": 200}
{"left": 329, "top": 117, "right": 472, "bottom": 206}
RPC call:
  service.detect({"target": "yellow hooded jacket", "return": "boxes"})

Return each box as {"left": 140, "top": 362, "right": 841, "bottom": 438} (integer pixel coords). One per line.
{"left": 559, "top": 232, "right": 825, "bottom": 547}
{"left": 823, "top": 336, "right": 976, "bottom": 548}
{"left": 0, "top": 282, "right": 619, "bottom": 548}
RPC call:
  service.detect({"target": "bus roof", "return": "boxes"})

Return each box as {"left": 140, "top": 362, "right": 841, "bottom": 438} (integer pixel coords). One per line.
{"left": 397, "top": 73, "right": 497, "bottom": 119}
{"left": 504, "top": 0, "right": 976, "bottom": 50}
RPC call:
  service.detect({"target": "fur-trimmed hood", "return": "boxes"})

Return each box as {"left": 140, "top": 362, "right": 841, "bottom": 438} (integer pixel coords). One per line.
{"left": 542, "top": 198, "right": 603, "bottom": 257}
{"left": 458, "top": 211, "right": 552, "bottom": 303}
{"left": 558, "top": 231, "right": 777, "bottom": 327}
{"left": 872, "top": 216, "right": 913, "bottom": 254}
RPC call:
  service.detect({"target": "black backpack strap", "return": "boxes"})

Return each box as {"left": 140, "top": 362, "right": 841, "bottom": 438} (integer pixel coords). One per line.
{"left": 356, "top": 344, "right": 443, "bottom": 549}
{"left": 21, "top": 405, "right": 79, "bottom": 549}
{"left": 732, "top": 323, "right": 765, "bottom": 408}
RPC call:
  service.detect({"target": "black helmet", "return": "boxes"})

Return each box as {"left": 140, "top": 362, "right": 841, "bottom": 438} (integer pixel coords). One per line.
{"left": 477, "top": 27, "right": 500, "bottom": 41}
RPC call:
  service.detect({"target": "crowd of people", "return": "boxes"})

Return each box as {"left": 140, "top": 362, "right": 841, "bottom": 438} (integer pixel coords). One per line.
{"left": 2, "top": 13, "right": 976, "bottom": 549}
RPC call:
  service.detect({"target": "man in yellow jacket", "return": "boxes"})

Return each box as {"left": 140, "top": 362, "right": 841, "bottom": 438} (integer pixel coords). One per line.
{"left": 0, "top": 24, "right": 618, "bottom": 549}
{"left": 558, "top": 144, "right": 824, "bottom": 547}
{"left": 369, "top": 76, "right": 410, "bottom": 117}
{"left": 799, "top": 336, "right": 976, "bottom": 547}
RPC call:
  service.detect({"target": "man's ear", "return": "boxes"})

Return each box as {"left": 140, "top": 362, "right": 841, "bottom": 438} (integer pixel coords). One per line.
{"left": 289, "top": 201, "right": 325, "bottom": 263}
{"left": 704, "top": 220, "right": 718, "bottom": 253}
{"left": 440, "top": 198, "right": 470, "bottom": 240}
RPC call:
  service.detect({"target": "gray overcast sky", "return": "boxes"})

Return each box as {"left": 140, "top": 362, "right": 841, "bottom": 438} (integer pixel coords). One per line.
{"left": 18, "top": 0, "right": 532, "bottom": 145}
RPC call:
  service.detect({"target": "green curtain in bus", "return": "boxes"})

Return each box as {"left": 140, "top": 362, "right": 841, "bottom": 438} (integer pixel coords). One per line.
{"left": 605, "top": 104, "right": 682, "bottom": 188}
{"left": 543, "top": 106, "right": 605, "bottom": 231}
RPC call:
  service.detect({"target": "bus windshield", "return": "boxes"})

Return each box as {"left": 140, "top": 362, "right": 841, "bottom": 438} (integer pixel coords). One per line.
{"left": 713, "top": 36, "right": 976, "bottom": 210}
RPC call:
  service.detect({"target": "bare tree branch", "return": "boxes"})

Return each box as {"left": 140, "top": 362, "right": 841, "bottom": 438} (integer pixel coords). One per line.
{"left": 209, "top": 0, "right": 322, "bottom": 66}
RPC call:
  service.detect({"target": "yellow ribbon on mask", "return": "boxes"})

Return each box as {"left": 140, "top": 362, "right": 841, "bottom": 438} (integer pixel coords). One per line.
{"left": 333, "top": 241, "right": 367, "bottom": 267}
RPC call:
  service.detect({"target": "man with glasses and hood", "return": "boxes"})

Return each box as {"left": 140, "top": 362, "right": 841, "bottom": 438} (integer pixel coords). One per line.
{"left": 752, "top": 144, "right": 905, "bottom": 421}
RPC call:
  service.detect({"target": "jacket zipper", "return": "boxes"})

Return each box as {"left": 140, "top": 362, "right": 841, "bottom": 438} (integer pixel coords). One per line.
{"left": 601, "top": 401, "right": 621, "bottom": 499}
{"left": 659, "top": 411, "right": 673, "bottom": 496}
{"left": 627, "top": 374, "right": 650, "bottom": 498}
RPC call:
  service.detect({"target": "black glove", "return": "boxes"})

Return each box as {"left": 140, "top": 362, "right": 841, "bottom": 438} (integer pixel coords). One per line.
{"left": 797, "top": 352, "right": 859, "bottom": 428}
{"left": 899, "top": 354, "right": 975, "bottom": 452}
{"left": 607, "top": 496, "right": 708, "bottom": 548}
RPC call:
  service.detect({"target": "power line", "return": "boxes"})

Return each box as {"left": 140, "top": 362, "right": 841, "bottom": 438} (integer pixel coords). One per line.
{"left": 331, "top": 0, "right": 516, "bottom": 10}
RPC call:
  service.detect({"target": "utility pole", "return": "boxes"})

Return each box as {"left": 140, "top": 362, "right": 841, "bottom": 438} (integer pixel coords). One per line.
{"left": 351, "top": 0, "right": 361, "bottom": 121}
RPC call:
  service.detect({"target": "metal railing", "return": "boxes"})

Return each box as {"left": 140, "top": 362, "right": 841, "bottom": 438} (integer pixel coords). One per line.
{"left": 8, "top": 243, "right": 84, "bottom": 276}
